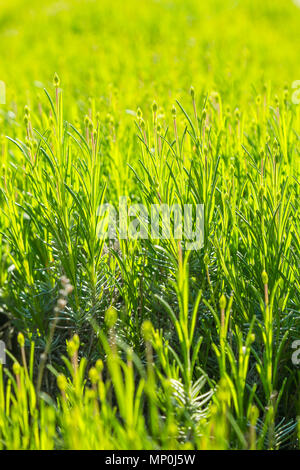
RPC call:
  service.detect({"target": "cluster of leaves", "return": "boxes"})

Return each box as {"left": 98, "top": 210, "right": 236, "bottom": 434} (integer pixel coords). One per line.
{"left": 0, "top": 0, "right": 299, "bottom": 451}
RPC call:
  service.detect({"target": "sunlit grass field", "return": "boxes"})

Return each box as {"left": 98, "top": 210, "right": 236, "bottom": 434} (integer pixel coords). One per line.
{"left": 0, "top": 0, "right": 299, "bottom": 450}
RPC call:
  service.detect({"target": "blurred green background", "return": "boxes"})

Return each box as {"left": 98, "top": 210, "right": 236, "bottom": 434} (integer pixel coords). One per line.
{"left": 0, "top": 0, "right": 299, "bottom": 115}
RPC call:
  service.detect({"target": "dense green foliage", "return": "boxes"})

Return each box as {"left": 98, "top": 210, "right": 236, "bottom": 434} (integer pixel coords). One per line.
{"left": 0, "top": 0, "right": 299, "bottom": 450}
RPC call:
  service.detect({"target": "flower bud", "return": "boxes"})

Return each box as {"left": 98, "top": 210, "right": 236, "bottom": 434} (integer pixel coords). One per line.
{"left": 105, "top": 306, "right": 118, "bottom": 328}
{"left": 72, "top": 334, "right": 80, "bottom": 350}
{"left": 234, "top": 108, "right": 240, "bottom": 120}
{"left": 141, "top": 320, "right": 153, "bottom": 341}
{"left": 219, "top": 294, "right": 226, "bottom": 310}
{"left": 89, "top": 367, "right": 99, "bottom": 385}
{"left": 88, "top": 120, "right": 94, "bottom": 132}
{"left": 57, "top": 374, "right": 67, "bottom": 391}
{"left": 66, "top": 339, "right": 76, "bottom": 358}
{"left": 13, "top": 362, "right": 21, "bottom": 376}
{"left": 17, "top": 332, "right": 25, "bottom": 348}
{"left": 95, "top": 359, "right": 104, "bottom": 373}
{"left": 261, "top": 270, "right": 268, "bottom": 285}
{"left": 53, "top": 73, "right": 60, "bottom": 88}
